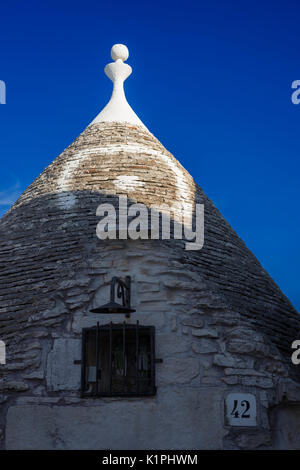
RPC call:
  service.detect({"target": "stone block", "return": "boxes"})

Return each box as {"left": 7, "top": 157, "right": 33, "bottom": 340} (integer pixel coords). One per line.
{"left": 46, "top": 338, "right": 81, "bottom": 391}
{"left": 224, "top": 368, "right": 270, "bottom": 377}
{"left": 213, "top": 354, "right": 236, "bottom": 368}
{"left": 227, "top": 340, "right": 272, "bottom": 357}
{"left": 157, "top": 357, "right": 199, "bottom": 385}
{"left": 235, "top": 430, "right": 272, "bottom": 449}
{"left": 170, "top": 315, "right": 177, "bottom": 332}
{"left": 0, "top": 381, "right": 29, "bottom": 392}
{"left": 156, "top": 334, "right": 190, "bottom": 357}
{"left": 192, "top": 328, "right": 218, "bottom": 339}
{"left": 192, "top": 339, "right": 218, "bottom": 354}
{"left": 201, "top": 377, "right": 222, "bottom": 386}
{"left": 222, "top": 376, "right": 239, "bottom": 385}
{"left": 181, "top": 316, "right": 204, "bottom": 328}
{"left": 23, "top": 370, "right": 44, "bottom": 380}
{"left": 137, "top": 281, "right": 160, "bottom": 293}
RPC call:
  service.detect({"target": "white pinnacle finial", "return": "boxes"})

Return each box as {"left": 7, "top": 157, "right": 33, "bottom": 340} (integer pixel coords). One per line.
{"left": 111, "top": 44, "right": 129, "bottom": 62}
{"left": 90, "top": 44, "right": 147, "bottom": 129}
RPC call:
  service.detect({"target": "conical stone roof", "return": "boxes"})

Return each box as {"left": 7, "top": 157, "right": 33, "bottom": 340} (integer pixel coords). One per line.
{"left": 9, "top": 121, "right": 195, "bottom": 216}
{"left": 1, "top": 44, "right": 300, "bottom": 385}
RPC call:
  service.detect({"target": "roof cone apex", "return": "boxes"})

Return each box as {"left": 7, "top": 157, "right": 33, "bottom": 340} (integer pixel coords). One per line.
{"left": 90, "top": 44, "right": 148, "bottom": 130}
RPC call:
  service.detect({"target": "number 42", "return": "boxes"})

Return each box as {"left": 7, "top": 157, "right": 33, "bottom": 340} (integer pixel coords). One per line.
{"left": 231, "top": 399, "right": 250, "bottom": 419}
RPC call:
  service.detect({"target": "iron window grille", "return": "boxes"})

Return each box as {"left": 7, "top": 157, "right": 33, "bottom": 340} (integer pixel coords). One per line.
{"left": 81, "top": 321, "right": 156, "bottom": 397}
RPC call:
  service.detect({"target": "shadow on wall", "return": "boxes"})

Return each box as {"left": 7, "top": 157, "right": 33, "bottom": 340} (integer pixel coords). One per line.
{"left": 270, "top": 403, "right": 300, "bottom": 449}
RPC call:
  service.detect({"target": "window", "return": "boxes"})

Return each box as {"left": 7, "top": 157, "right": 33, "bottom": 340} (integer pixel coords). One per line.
{"left": 81, "top": 322, "right": 156, "bottom": 397}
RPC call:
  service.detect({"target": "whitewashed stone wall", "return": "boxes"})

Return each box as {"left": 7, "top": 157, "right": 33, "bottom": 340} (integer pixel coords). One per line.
{"left": 0, "top": 238, "right": 299, "bottom": 449}
{"left": 1, "top": 122, "right": 300, "bottom": 449}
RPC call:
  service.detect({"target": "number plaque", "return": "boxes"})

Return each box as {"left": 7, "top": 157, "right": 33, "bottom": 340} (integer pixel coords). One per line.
{"left": 225, "top": 393, "right": 257, "bottom": 426}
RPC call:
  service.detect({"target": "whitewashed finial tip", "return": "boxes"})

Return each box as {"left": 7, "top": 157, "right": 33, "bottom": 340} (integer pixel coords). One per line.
{"left": 111, "top": 44, "right": 129, "bottom": 62}
{"left": 89, "top": 44, "right": 148, "bottom": 130}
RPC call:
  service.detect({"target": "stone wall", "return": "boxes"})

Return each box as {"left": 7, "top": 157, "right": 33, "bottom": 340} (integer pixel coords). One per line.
{"left": 1, "top": 122, "right": 300, "bottom": 449}
{"left": 1, "top": 236, "right": 300, "bottom": 449}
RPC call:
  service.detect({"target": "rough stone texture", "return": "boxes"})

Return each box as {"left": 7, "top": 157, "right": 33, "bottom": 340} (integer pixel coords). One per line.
{"left": 230, "top": 429, "right": 272, "bottom": 450}
{"left": 192, "top": 339, "right": 219, "bottom": 354}
{"left": 0, "top": 122, "right": 300, "bottom": 450}
{"left": 6, "top": 388, "right": 225, "bottom": 450}
{"left": 213, "top": 354, "right": 236, "bottom": 368}
{"left": 46, "top": 339, "right": 81, "bottom": 391}
{"left": 0, "top": 381, "right": 29, "bottom": 392}
{"left": 270, "top": 405, "right": 300, "bottom": 449}
{"left": 192, "top": 328, "right": 218, "bottom": 338}
{"left": 156, "top": 334, "right": 190, "bottom": 356}
{"left": 157, "top": 357, "right": 200, "bottom": 385}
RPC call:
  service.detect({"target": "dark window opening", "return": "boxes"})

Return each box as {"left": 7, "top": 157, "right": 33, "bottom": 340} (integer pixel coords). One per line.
{"left": 81, "top": 322, "right": 156, "bottom": 397}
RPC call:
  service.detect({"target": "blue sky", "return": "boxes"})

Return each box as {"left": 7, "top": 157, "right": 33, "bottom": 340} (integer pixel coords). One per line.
{"left": 0, "top": 0, "right": 299, "bottom": 310}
